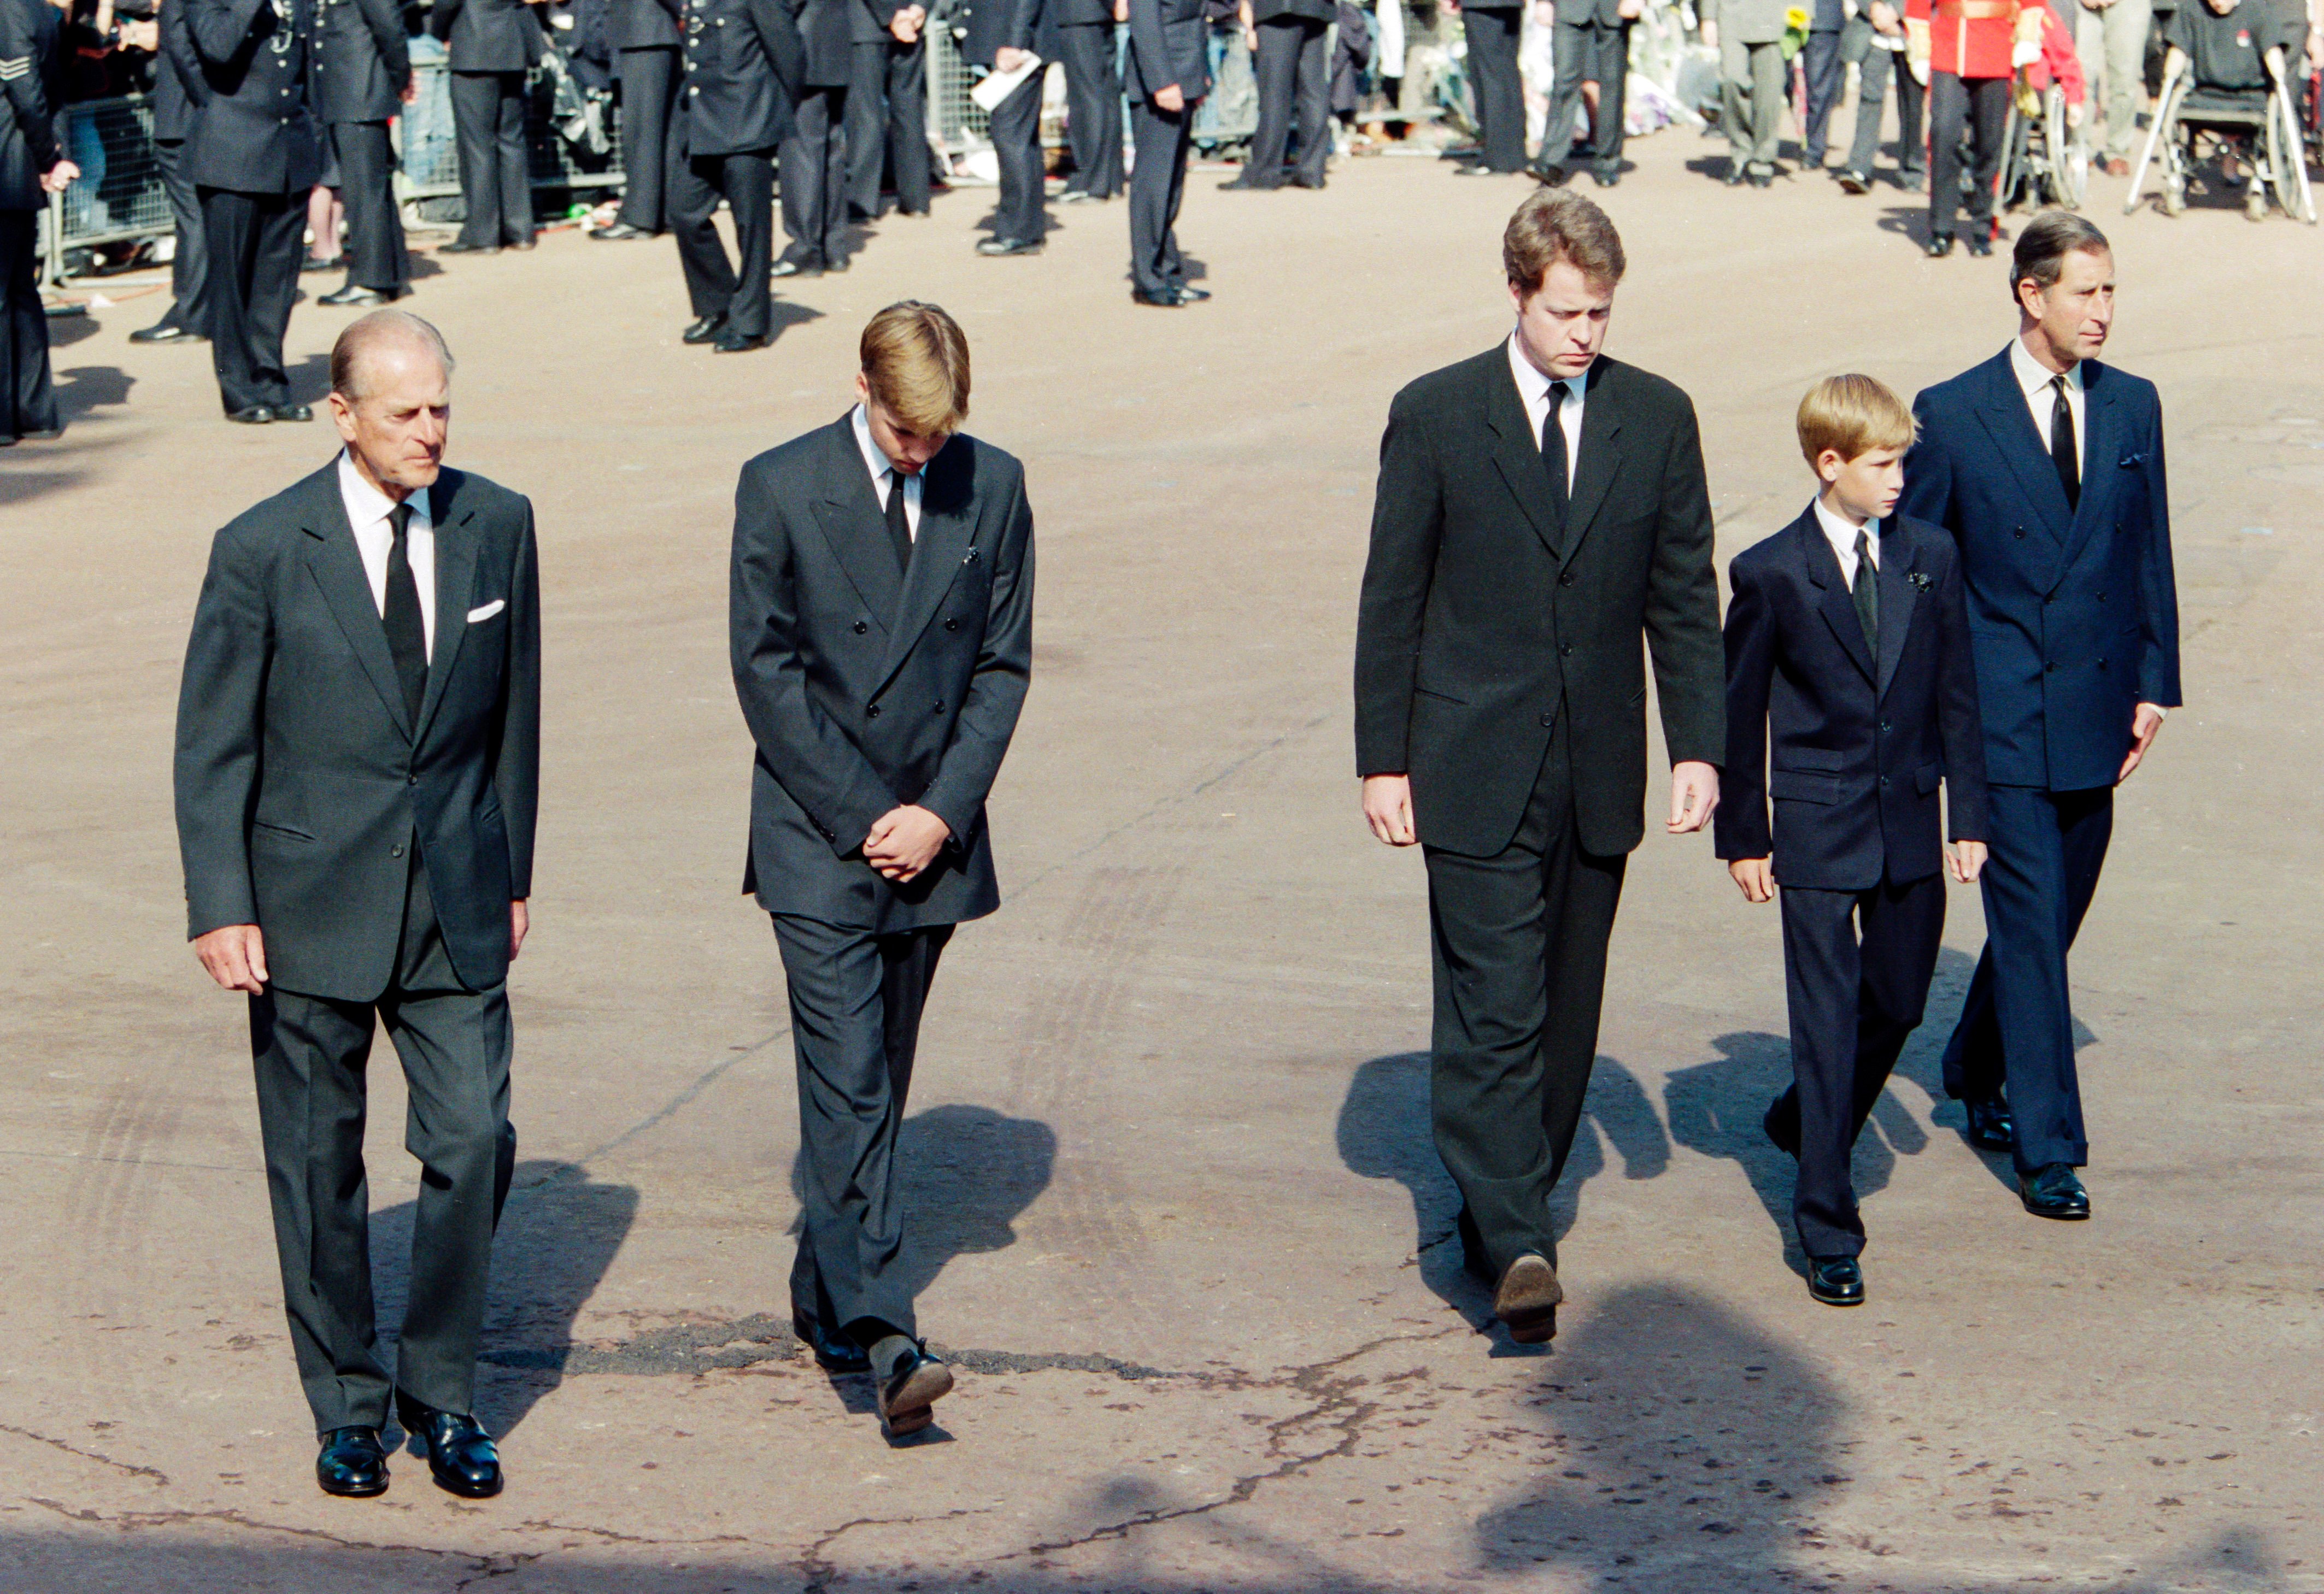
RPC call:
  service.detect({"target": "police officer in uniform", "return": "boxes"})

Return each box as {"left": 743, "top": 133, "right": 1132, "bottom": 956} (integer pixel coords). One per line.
{"left": 313, "top": 0, "right": 412, "bottom": 305}
{"left": 186, "top": 0, "right": 324, "bottom": 422}
{"left": 596, "top": 0, "right": 683, "bottom": 238}
{"left": 669, "top": 0, "right": 802, "bottom": 349}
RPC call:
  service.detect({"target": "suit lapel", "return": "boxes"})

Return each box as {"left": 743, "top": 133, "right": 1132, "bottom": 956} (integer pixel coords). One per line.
{"left": 1798, "top": 509, "right": 1876, "bottom": 686}
{"left": 413, "top": 473, "right": 479, "bottom": 745}
{"left": 2049, "top": 361, "right": 2118, "bottom": 591}
{"left": 1483, "top": 350, "right": 1562, "bottom": 557}
{"left": 809, "top": 419, "right": 905, "bottom": 622}
{"left": 301, "top": 464, "right": 413, "bottom": 739}
{"left": 1873, "top": 517, "right": 1917, "bottom": 702}
{"left": 875, "top": 439, "right": 976, "bottom": 692}
{"left": 1970, "top": 348, "right": 2074, "bottom": 547}
{"left": 1559, "top": 360, "right": 1623, "bottom": 566}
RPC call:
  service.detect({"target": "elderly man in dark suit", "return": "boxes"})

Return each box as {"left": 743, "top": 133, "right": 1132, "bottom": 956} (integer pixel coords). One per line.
{"left": 313, "top": 0, "right": 413, "bottom": 305}
{"left": 431, "top": 0, "right": 545, "bottom": 252}
{"left": 1125, "top": 0, "right": 1208, "bottom": 303}
{"left": 1052, "top": 0, "right": 1122, "bottom": 201}
{"left": 595, "top": 0, "right": 683, "bottom": 238}
{"left": 1529, "top": 0, "right": 1639, "bottom": 187}
{"left": 1220, "top": 0, "right": 1330, "bottom": 189}
{"left": 961, "top": 0, "right": 1050, "bottom": 256}
{"left": 1353, "top": 190, "right": 1723, "bottom": 1344}
{"left": 131, "top": 0, "right": 213, "bottom": 343}
{"left": 844, "top": 0, "right": 932, "bottom": 220}
{"left": 186, "top": 0, "right": 324, "bottom": 422}
{"left": 667, "top": 0, "right": 803, "bottom": 351}
{"left": 729, "top": 301, "right": 1034, "bottom": 1438}
{"left": 175, "top": 310, "right": 541, "bottom": 1499}
{"left": 1900, "top": 212, "right": 2179, "bottom": 1221}
{"left": 778, "top": 0, "right": 860, "bottom": 273}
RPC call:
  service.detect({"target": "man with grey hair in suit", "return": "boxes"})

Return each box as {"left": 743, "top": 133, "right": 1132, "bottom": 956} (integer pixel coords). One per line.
{"left": 175, "top": 309, "right": 541, "bottom": 1501}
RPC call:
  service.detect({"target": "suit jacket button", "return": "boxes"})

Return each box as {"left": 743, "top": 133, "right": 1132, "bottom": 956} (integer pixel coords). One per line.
{"left": 2014, "top": 528, "right": 2027, "bottom": 539}
{"left": 1879, "top": 775, "right": 1889, "bottom": 787}
{"left": 934, "top": 701, "right": 944, "bottom": 713}
{"left": 867, "top": 704, "right": 882, "bottom": 717}
{"left": 408, "top": 774, "right": 419, "bottom": 786}
{"left": 1877, "top": 720, "right": 1889, "bottom": 732}
{"left": 2096, "top": 657, "right": 2106, "bottom": 667}
{"left": 1539, "top": 713, "right": 1553, "bottom": 727}
{"left": 391, "top": 843, "right": 404, "bottom": 857}
{"left": 943, "top": 616, "right": 958, "bottom": 631}
{"left": 1558, "top": 644, "right": 1573, "bottom": 657}
{"left": 2097, "top": 590, "right": 2106, "bottom": 602}
{"left": 853, "top": 620, "right": 868, "bottom": 634}
{"left": 2046, "top": 661, "right": 2059, "bottom": 672}
{"left": 1557, "top": 570, "right": 1575, "bottom": 586}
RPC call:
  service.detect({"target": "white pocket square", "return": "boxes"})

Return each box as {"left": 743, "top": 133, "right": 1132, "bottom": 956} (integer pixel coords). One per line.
{"left": 466, "top": 599, "right": 507, "bottom": 624}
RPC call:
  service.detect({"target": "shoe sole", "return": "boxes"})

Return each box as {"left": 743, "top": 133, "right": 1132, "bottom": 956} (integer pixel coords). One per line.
{"left": 1809, "top": 1286, "right": 1864, "bottom": 1307}
{"left": 318, "top": 1474, "right": 390, "bottom": 1498}
{"left": 878, "top": 1362, "right": 955, "bottom": 1434}
{"left": 429, "top": 1462, "right": 503, "bottom": 1497}
{"left": 2021, "top": 1200, "right": 2090, "bottom": 1220}
{"left": 1494, "top": 1256, "right": 1564, "bottom": 1342}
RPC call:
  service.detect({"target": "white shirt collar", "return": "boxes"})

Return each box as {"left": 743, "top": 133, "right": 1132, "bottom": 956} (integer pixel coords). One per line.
{"left": 849, "top": 403, "right": 924, "bottom": 530}
{"left": 1812, "top": 495, "right": 1878, "bottom": 573}
{"left": 2009, "top": 335, "right": 2082, "bottom": 403}
{"left": 1505, "top": 333, "right": 1588, "bottom": 410}
{"left": 336, "top": 448, "right": 431, "bottom": 532}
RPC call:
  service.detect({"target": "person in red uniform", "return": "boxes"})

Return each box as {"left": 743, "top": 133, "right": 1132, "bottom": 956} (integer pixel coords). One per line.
{"left": 1908, "top": 0, "right": 2040, "bottom": 255}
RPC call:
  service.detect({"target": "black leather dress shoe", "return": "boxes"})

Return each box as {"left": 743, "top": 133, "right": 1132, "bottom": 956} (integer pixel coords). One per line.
{"left": 874, "top": 1342, "right": 954, "bottom": 1436}
{"left": 713, "top": 328, "right": 770, "bottom": 352}
{"left": 438, "top": 239, "right": 500, "bottom": 255}
{"left": 1216, "top": 173, "right": 1281, "bottom": 191}
{"left": 591, "top": 221, "right": 655, "bottom": 240}
{"left": 225, "top": 405, "right": 273, "bottom": 424}
{"left": 1175, "top": 284, "right": 1211, "bottom": 302}
{"left": 1963, "top": 1093, "right": 2014, "bottom": 1152}
{"left": 316, "top": 1427, "right": 389, "bottom": 1497}
{"left": 1806, "top": 1255, "right": 1865, "bottom": 1307}
{"left": 273, "top": 402, "right": 314, "bottom": 421}
{"left": 1131, "top": 286, "right": 1185, "bottom": 307}
{"left": 394, "top": 1391, "right": 503, "bottom": 1497}
{"left": 1492, "top": 1253, "right": 1563, "bottom": 1344}
{"left": 318, "top": 284, "right": 389, "bottom": 307}
{"left": 1926, "top": 233, "right": 1955, "bottom": 257}
{"left": 793, "top": 1311, "right": 872, "bottom": 1374}
{"left": 130, "top": 321, "right": 200, "bottom": 343}
{"left": 976, "top": 235, "right": 1043, "bottom": 256}
{"left": 1836, "top": 168, "right": 1871, "bottom": 193}
{"left": 300, "top": 253, "right": 340, "bottom": 274}
{"left": 1592, "top": 163, "right": 1620, "bottom": 187}
{"left": 1527, "top": 160, "right": 1570, "bottom": 187}
{"left": 1965, "top": 233, "right": 1993, "bottom": 257}
{"left": 772, "top": 255, "right": 823, "bottom": 278}
{"left": 1763, "top": 1093, "right": 1800, "bottom": 1158}
{"left": 682, "top": 313, "right": 727, "bottom": 345}
{"left": 2020, "top": 1162, "right": 2090, "bottom": 1220}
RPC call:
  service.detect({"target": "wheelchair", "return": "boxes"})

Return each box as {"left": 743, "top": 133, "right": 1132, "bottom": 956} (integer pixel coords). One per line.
{"left": 1998, "top": 73, "right": 2090, "bottom": 210}
{"left": 2125, "top": 52, "right": 2317, "bottom": 222}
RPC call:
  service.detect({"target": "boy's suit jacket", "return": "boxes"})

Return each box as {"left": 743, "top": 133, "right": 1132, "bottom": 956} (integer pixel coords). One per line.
{"left": 1715, "top": 507, "right": 1989, "bottom": 890}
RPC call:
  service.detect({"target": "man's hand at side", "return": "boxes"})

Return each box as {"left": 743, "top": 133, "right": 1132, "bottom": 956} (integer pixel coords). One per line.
{"left": 995, "top": 43, "right": 1028, "bottom": 69}
{"left": 1728, "top": 857, "right": 1773, "bottom": 903}
{"left": 891, "top": 4, "right": 925, "bottom": 43}
{"left": 2118, "top": 702, "right": 2166, "bottom": 783}
{"left": 195, "top": 924, "right": 269, "bottom": 993}
{"left": 1361, "top": 774, "right": 1417, "bottom": 846}
{"left": 1947, "top": 840, "right": 1987, "bottom": 884}
{"left": 1668, "top": 760, "right": 1719, "bottom": 834}
{"left": 510, "top": 900, "right": 530, "bottom": 960}
{"left": 1153, "top": 82, "right": 1186, "bottom": 111}
{"left": 864, "top": 805, "right": 951, "bottom": 881}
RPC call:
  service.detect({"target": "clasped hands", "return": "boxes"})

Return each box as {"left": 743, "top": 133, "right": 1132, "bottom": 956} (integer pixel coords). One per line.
{"left": 865, "top": 804, "right": 949, "bottom": 881}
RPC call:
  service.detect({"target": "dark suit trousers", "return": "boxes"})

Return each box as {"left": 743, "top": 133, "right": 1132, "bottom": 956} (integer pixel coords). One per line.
{"left": 1127, "top": 96, "right": 1189, "bottom": 295}
{"left": 780, "top": 84, "right": 852, "bottom": 266}
{"left": 1422, "top": 731, "right": 1627, "bottom": 1273}
{"left": 1462, "top": 5, "right": 1525, "bottom": 171}
{"left": 1057, "top": 21, "right": 1123, "bottom": 196}
{"left": 775, "top": 915, "right": 952, "bottom": 1342}
{"left": 334, "top": 122, "right": 409, "bottom": 293}
{"left": 199, "top": 186, "right": 303, "bottom": 414}
{"left": 1801, "top": 25, "right": 1842, "bottom": 163}
{"left": 615, "top": 45, "right": 680, "bottom": 231}
{"left": 1838, "top": 22, "right": 1892, "bottom": 176}
{"left": 1543, "top": 15, "right": 1629, "bottom": 167}
{"left": 845, "top": 37, "right": 930, "bottom": 217}
{"left": 1893, "top": 49, "right": 1925, "bottom": 174}
{"left": 1, "top": 210, "right": 55, "bottom": 439}
{"left": 451, "top": 69, "right": 535, "bottom": 248}
{"left": 1927, "top": 70, "right": 2008, "bottom": 237}
{"left": 671, "top": 149, "right": 775, "bottom": 336}
{"left": 1765, "top": 873, "right": 1946, "bottom": 1257}
{"left": 989, "top": 68, "right": 1047, "bottom": 244}
{"left": 1248, "top": 17, "right": 1328, "bottom": 186}
{"left": 248, "top": 857, "right": 516, "bottom": 1433}
{"left": 153, "top": 138, "right": 212, "bottom": 333}
{"left": 1942, "top": 785, "right": 2111, "bottom": 1172}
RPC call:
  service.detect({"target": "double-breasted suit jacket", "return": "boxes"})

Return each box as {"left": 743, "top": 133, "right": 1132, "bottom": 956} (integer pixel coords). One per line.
{"left": 175, "top": 462, "right": 543, "bottom": 1002}
{"left": 730, "top": 416, "right": 1036, "bottom": 932}
{"left": 1716, "top": 509, "right": 1990, "bottom": 889}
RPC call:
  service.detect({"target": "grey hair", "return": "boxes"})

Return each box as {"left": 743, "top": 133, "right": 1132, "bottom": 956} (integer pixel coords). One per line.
{"left": 330, "top": 309, "right": 456, "bottom": 400}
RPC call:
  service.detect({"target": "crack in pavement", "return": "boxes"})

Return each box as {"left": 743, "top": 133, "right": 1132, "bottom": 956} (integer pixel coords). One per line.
{"left": 799, "top": 1508, "right": 988, "bottom": 1594}
{"left": 1, "top": 1421, "right": 170, "bottom": 1485}
{"left": 519, "top": 1517, "right": 756, "bottom": 1549}
{"left": 25, "top": 1495, "right": 509, "bottom": 1568}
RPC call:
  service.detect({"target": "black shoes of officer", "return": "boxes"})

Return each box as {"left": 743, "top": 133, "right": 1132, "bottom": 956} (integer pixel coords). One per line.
{"left": 394, "top": 1390, "right": 504, "bottom": 1497}
{"left": 976, "top": 236, "right": 1043, "bottom": 256}
{"left": 300, "top": 253, "right": 339, "bottom": 274}
{"left": 225, "top": 405, "right": 273, "bottom": 424}
{"left": 130, "top": 321, "right": 201, "bottom": 343}
{"left": 438, "top": 239, "right": 499, "bottom": 255}
{"left": 683, "top": 313, "right": 727, "bottom": 345}
{"left": 2019, "top": 1162, "right": 2091, "bottom": 1220}
{"left": 1492, "top": 1253, "right": 1563, "bottom": 1344}
{"left": 1926, "top": 232, "right": 1955, "bottom": 257}
{"left": 1217, "top": 172, "right": 1281, "bottom": 191}
{"left": 1132, "top": 286, "right": 1187, "bottom": 307}
{"left": 1963, "top": 1093, "right": 2014, "bottom": 1153}
{"left": 714, "top": 328, "right": 770, "bottom": 353}
{"left": 319, "top": 284, "right": 396, "bottom": 307}
{"left": 592, "top": 221, "right": 655, "bottom": 240}
{"left": 316, "top": 1426, "right": 390, "bottom": 1497}
{"left": 1807, "top": 1255, "right": 1865, "bottom": 1307}
{"left": 871, "top": 1338, "right": 954, "bottom": 1438}
{"left": 1527, "top": 159, "right": 1570, "bottom": 187}
{"left": 1836, "top": 168, "right": 1871, "bottom": 194}
{"left": 793, "top": 1311, "right": 872, "bottom": 1375}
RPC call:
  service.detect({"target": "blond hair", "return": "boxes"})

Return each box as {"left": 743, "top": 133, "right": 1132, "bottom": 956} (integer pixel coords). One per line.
{"left": 1503, "top": 189, "right": 1627, "bottom": 296}
{"left": 1796, "top": 374, "right": 1915, "bottom": 468}
{"left": 860, "top": 301, "right": 970, "bottom": 434}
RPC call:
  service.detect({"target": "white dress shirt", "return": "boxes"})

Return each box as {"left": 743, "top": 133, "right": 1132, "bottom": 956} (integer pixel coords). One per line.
{"left": 338, "top": 449, "right": 436, "bottom": 661}
{"left": 1506, "top": 333, "right": 1587, "bottom": 492}
{"left": 850, "top": 402, "right": 924, "bottom": 538}
{"left": 2009, "top": 334, "right": 2085, "bottom": 470}
{"left": 1812, "top": 495, "right": 1879, "bottom": 587}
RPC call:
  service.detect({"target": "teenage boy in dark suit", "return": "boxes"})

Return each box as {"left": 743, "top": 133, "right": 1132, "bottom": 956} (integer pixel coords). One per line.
{"left": 1716, "top": 374, "right": 1988, "bottom": 1308}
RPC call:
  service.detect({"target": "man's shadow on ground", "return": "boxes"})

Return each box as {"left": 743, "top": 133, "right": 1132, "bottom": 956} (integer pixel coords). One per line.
{"left": 1336, "top": 1052, "right": 1669, "bottom": 1345}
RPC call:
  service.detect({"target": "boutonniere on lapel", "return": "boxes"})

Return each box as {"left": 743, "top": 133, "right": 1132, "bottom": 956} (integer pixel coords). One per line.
{"left": 1906, "top": 572, "right": 1933, "bottom": 592}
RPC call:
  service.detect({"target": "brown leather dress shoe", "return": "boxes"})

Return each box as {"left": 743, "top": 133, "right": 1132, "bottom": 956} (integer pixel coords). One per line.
{"left": 1493, "top": 1254, "right": 1564, "bottom": 1343}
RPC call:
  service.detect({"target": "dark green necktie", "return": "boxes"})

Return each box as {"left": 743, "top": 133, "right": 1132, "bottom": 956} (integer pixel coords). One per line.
{"left": 1851, "top": 528, "right": 1878, "bottom": 660}
{"left": 884, "top": 470, "right": 913, "bottom": 573}
{"left": 382, "top": 502, "right": 427, "bottom": 724}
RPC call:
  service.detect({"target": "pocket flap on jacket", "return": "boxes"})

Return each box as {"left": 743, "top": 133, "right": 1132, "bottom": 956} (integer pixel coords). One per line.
{"left": 1769, "top": 770, "right": 1841, "bottom": 804}
{"left": 1915, "top": 761, "right": 1944, "bottom": 795}
{"left": 1774, "top": 745, "right": 1845, "bottom": 773}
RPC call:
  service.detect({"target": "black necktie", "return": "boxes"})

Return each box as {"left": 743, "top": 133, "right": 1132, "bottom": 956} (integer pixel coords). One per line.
{"left": 883, "top": 470, "right": 913, "bottom": 573}
{"left": 2049, "top": 375, "right": 2079, "bottom": 511}
{"left": 1540, "top": 380, "right": 1570, "bottom": 511}
{"left": 1851, "top": 528, "right": 1879, "bottom": 660}
{"left": 382, "top": 502, "right": 427, "bottom": 725}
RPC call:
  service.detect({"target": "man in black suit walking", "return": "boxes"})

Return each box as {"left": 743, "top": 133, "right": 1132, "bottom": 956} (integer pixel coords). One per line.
{"left": 961, "top": 0, "right": 1049, "bottom": 256}
{"left": 1052, "top": 0, "right": 1122, "bottom": 201}
{"left": 1221, "top": 0, "right": 1330, "bottom": 189}
{"left": 1125, "top": 0, "right": 1208, "bottom": 303}
{"left": 729, "top": 302, "right": 1034, "bottom": 1437}
{"left": 778, "top": 0, "right": 859, "bottom": 273}
{"left": 667, "top": 0, "right": 803, "bottom": 351}
{"left": 1, "top": 0, "right": 70, "bottom": 443}
{"left": 431, "top": 0, "right": 545, "bottom": 252}
{"left": 844, "top": 0, "right": 932, "bottom": 220}
{"left": 1529, "top": 0, "right": 1638, "bottom": 187}
{"left": 313, "top": 0, "right": 413, "bottom": 306}
{"left": 186, "top": 0, "right": 323, "bottom": 422}
{"left": 595, "top": 0, "right": 683, "bottom": 239}
{"left": 175, "top": 310, "right": 541, "bottom": 1499}
{"left": 1353, "top": 190, "right": 1723, "bottom": 1343}
{"left": 131, "top": 0, "right": 212, "bottom": 344}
